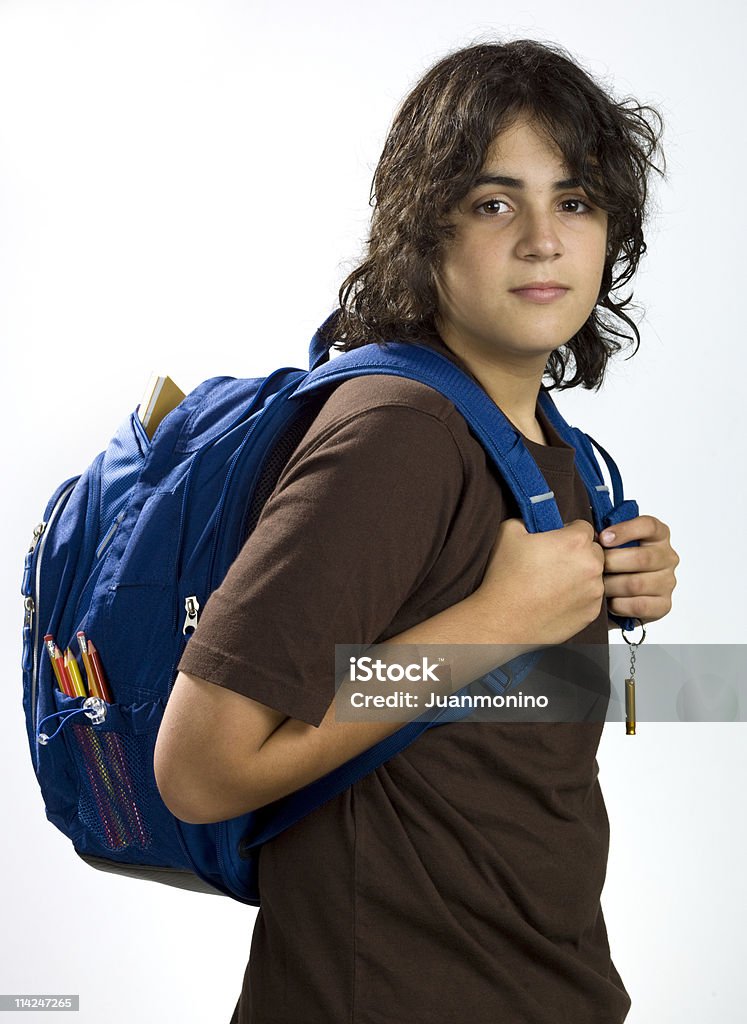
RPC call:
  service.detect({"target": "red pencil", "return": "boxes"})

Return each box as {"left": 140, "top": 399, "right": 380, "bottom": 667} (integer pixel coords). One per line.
{"left": 44, "top": 634, "right": 74, "bottom": 697}
{"left": 86, "top": 639, "right": 113, "bottom": 703}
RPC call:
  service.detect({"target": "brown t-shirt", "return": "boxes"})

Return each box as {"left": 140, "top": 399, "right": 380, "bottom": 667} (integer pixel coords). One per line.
{"left": 178, "top": 340, "right": 632, "bottom": 1024}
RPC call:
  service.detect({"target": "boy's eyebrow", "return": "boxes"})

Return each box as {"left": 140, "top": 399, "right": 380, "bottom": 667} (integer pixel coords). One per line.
{"left": 470, "top": 173, "right": 583, "bottom": 191}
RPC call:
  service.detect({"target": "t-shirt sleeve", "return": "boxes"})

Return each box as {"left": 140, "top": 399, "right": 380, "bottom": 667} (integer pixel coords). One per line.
{"left": 176, "top": 397, "right": 466, "bottom": 726}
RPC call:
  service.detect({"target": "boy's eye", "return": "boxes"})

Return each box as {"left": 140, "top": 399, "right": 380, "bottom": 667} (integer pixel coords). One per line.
{"left": 476, "top": 199, "right": 510, "bottom": 215}
{"left": 559, "top": 198, "right": 593, "bottom": 214}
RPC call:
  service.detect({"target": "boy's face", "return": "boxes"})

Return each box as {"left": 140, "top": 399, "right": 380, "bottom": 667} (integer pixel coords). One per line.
{"left": 433, "top": 118, "right": 609, "bottom": 369}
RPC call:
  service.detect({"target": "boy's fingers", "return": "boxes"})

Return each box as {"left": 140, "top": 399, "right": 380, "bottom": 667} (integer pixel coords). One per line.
{"left": 598, "top": 515, "right": 669, "bottom": 547}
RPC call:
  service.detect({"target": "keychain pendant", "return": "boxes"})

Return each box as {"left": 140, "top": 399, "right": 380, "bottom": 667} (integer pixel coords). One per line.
{"left": 625, "top": 677, "right": 636, "bottom": 735}
{"left": 622, "top": 618, "right": 646, "bottom": 736}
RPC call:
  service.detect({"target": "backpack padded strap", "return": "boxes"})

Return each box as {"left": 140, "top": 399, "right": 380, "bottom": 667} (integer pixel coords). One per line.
{"left": 298, "top": 339, "right": 641, "bottom": 634}
{"left": 295, "top": 342, "right": 565, "bottom": 533}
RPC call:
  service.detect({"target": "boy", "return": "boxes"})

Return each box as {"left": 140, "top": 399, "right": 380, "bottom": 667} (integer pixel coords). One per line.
{"left": 155, "top": 38, "right": 679, "bottom": 1023}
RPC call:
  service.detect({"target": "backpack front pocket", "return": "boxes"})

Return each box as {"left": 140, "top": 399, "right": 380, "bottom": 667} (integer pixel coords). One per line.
{"left": 44, "top": 688, "right": 189, "bottom": 871}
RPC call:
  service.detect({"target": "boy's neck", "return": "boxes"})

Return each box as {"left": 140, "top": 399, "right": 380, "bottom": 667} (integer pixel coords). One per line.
{"left": 435, "top": 335, "right": 551, "bottom": 443}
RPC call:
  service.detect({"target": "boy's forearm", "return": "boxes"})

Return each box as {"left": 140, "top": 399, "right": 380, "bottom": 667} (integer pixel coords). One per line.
{"left": 215, "top": 592, "right": 545, "bottom": 819}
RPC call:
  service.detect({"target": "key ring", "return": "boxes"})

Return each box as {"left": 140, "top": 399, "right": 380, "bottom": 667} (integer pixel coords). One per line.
{"left": 622, "top": 618, "right": 646, "bottom": 647}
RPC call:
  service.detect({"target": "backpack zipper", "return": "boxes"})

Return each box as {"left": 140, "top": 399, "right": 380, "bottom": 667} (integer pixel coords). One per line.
{"left": 95, "top": 509, "right": 126, "bottom": 561}
{"left": 182, "top": 595, "right": 200, "bottom": 635}
{"left": 22, "top": 523, "right": 47, "bottom": 660}
{"left": 27, "top": 479, "right": 79, "bottom": 740}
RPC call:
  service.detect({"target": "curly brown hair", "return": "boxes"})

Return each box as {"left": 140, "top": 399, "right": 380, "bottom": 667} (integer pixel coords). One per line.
{"left": 322, "top": 38, "right": 666, "bottom": 392}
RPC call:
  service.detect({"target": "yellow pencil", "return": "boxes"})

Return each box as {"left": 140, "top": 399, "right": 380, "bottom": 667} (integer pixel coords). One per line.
{"left": 64, "top": 649, "right": 88, "bottom": 698}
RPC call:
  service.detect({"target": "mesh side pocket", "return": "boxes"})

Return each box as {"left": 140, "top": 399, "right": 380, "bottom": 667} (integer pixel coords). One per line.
{"left": 69, "top": 722, "right": 153, "bottom": 852}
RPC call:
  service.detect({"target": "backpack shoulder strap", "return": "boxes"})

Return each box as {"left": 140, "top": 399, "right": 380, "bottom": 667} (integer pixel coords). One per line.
{"left": 295, "top": 341, "right": 564, "bottom": 533}
{"left": 296, "top": 334, "right": 639, "bottom": 634}
{"left": 536, "top": 392, "right": 639, "bottom": 536}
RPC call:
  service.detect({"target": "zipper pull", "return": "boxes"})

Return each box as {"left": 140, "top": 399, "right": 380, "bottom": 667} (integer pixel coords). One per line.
{"left": 23, "top": 522, "right": 47, "bottom": 596}
{"left": 28, "top": 521, "right": 46, "bottom": 554}
{"left": 22, "top": 597, "right": 35, "bottom": 673}
{"left": 95, "top": 510, "right": 126, "bottom": 560}
{"left": 183, "top": 595, "right": 200, "bottom": 635}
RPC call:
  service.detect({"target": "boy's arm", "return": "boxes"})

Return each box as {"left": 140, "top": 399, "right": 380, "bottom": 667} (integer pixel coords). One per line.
{"left": 155, "top": 590, "right": 541, "bottom": 824}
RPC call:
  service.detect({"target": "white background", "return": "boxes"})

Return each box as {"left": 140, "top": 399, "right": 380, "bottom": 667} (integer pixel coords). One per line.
{"left": 1, "top": 1, "right": 745, "bottom": 1021}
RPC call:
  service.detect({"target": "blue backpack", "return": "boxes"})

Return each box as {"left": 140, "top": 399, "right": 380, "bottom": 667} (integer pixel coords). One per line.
{"left": 20, "top": 311, "right": 639, "bottom": 905}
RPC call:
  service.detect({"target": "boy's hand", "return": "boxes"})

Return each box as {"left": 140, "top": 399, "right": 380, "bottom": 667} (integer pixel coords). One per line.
{"left": 597, "top": 515, "right": 679, "bottom": 625}
{"left": 477, "top": 518, "right": 607, "bottom": 646}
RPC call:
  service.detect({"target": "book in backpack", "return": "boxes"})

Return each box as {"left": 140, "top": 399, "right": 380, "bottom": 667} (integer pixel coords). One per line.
{"left": 20, "top": 310, "right": 640, "bottom": 905}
